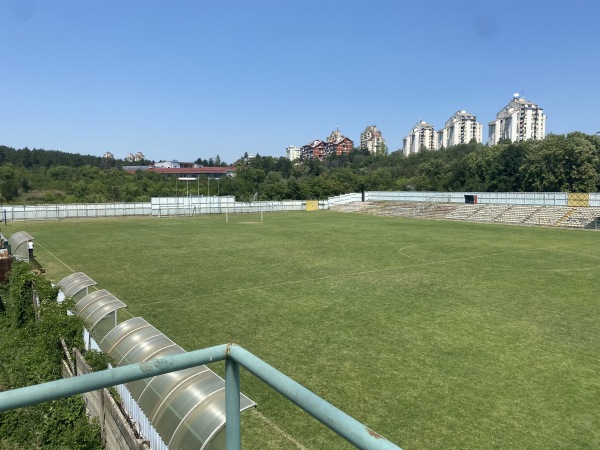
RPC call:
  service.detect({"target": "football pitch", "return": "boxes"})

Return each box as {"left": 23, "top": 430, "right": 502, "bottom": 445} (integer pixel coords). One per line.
{"left": 12, "top": 211, "right": 600, "bottom": 449}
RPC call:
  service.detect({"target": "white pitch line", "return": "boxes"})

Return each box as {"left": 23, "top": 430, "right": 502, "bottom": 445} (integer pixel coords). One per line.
{"left": 35, "top": 242, "right": 78, "bottom": 273}
{"left": 252, "top": 410, "right": 308, "bottom": 450}
{"left": 82, "top": 246, "right": 599, "bottom": 310}
{"left": 137, "top": 249, "right": 533, "bottom": 307}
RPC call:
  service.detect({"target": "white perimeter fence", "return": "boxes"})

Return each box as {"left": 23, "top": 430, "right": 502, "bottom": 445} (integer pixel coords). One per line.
{"left": 362, "top": 191, "right": 600, "bottom": 206}
{"left": 0, "top": 196, "right": 310, "bottom": 221}
{"left": 3, "top": 192, "right": 600, "bottom": 221}
{"left": 150, "top": 196, "right": 308, "bottom": 217}
{"left": 0, "top": 202, "right": 151, "bottom": 221}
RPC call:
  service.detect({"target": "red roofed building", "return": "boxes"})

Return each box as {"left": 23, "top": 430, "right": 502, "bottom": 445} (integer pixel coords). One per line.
{"left": 324, "top": 129, "right": 353, "bottom": 157}
{"left": 300, "top": 129, "right": 354, "bottom": 160}
{"left": 300, "top": 140, "right": 325, "bottom": 160}
{"left": 125, "top": 166, "right": 237, "bottom": 177}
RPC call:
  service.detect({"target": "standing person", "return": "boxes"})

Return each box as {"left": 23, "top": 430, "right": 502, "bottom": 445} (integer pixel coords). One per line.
{"left": 28, "top": 240, "right": 34, "bottom": 258}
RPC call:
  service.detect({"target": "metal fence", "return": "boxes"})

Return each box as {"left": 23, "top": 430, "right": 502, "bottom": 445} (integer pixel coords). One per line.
{"left": 1, "top": 202, "right": 151, "bottom": 221}
{"left": 323, "top": 191, "right": 600, "bottom": 207}
{"left": 150, "top": 196, "right": 307, "bottom": 217}
{"left": 362, "top": 191, "right": 574, "bottom": 206}
{"left": 4, "top": 192, "right": 600, "bottom": 222}
{"left": 1, "top": 198, "right": 311, "bottom": 221}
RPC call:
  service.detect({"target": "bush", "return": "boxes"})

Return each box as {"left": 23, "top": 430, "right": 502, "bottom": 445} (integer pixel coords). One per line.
{"left": 0, "top": 261, "right": 103, "bottom": 449}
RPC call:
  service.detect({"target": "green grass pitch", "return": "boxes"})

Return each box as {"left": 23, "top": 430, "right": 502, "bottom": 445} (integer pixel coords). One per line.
{"left": 9, "top": 211, "right": 600, "bottom": 449}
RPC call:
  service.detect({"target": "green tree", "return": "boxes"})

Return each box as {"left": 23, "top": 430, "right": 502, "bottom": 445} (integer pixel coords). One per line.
{"left": 520, "top": 134, "right": 600, "bottom": 192}
{"left": 0, "top": 165, "right": 20, "bottom": 202}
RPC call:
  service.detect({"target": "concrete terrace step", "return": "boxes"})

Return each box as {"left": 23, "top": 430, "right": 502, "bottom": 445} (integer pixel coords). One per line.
{"left": 333, "top": 201, "right": 600, "bottom": 230}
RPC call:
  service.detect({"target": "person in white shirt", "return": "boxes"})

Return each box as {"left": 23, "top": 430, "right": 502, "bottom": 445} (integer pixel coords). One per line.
{"left": 28, "top": 240, "right": 34, "bottom": 258}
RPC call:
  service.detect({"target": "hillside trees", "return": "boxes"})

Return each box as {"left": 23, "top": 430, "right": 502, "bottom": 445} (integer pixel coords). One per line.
{"left": 0, "top": 164, "right": 20, "bottom": 201}
{"left": 520, "top": 133, "right": 600, "bottom": 192}
{"left": 2, "top": 132, "right": 600, "bottom": 204}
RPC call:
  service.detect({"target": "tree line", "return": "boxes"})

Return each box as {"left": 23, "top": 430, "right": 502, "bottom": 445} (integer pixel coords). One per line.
{"left": 1, "top": 132, "right": 599, "bottom": 204}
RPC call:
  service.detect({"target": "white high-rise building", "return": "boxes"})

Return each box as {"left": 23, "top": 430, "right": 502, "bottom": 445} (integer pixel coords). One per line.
{"left": 437, "top": 110, "right": 483, "bottom": 148}
{"left": 488, "top": 94, "right": 546, "bottom": 145}
{"left": 360, "top": 125, "right": 385, "bottom": 155}
{"left": 403, "top": 120, "right": 436, "bottom": 156}
{"left": 286, "top": 145, "right": 301, "bottom": 161}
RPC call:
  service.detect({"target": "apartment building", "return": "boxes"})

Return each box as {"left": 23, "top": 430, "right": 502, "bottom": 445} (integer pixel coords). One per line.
{"left": 301, "top": 140, "right": 325, "bottom": 159}
{"left": 437, "top": 110, "right": 483, "bottom": 148}
{"left": 124, "top": 152, "right": 146, "bottom": 162}
{"left": 360, "top": 125, "right": 385, "bottom": 155}
{"left": 324, "top": 129, "right": 354, "bottom": 157}
{"left": 286, "top": 145, "right": 301, "bottom": 161}
{"left": 488, "top": 94, "right": 546, "bottom": 145}
{"left": 403, "top": 120, "right": 436, "bottom": 156}
{"left": 301, "top": 129, "right": 354, "bottom": 160}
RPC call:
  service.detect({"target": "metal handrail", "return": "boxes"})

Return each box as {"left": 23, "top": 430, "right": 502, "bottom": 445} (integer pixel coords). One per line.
{"left": 0, "top": 343, "right": 401, "bottom": 450}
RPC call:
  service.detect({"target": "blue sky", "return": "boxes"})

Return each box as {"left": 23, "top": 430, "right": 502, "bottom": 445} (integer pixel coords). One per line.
{"left": 1, "top": 0, "right": 599, "bottom": 164}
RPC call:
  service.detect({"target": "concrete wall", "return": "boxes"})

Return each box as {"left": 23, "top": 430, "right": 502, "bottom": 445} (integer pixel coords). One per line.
{"left": 62, "top": 348, "right": 150, "bottom": 450}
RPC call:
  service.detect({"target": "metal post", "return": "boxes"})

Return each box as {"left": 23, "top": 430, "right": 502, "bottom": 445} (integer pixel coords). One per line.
{"left": 225, "top": 356, "right": 241, "bottom": 450}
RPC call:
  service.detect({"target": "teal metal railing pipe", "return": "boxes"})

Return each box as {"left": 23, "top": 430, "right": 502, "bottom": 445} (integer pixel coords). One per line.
{"left": 0, "top": 344, "right": 230, "bottom": 412}
{"left": 0, "top": 343, "right": 402, "bottom": 450}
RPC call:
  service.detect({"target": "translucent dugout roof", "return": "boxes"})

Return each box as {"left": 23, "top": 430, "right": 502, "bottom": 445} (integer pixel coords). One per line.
{"left": 74, "top": 290, "right": 126, "bottom": 330}
{"left": 7, "top": 231, "right": 33, "bottom": 251}
{"left": 99, "top": 317, "right": 255, "bottom": 449}
{"left": 57, "top": 272, "right": 97, "bottom": 298}
{"left": 8, "top": 231, "right": 33, "bottom": 260}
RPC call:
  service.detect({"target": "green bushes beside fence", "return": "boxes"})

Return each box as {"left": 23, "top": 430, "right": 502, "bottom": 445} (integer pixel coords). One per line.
{"left": 0, "top": 261, "right": 103, "bottom": 449}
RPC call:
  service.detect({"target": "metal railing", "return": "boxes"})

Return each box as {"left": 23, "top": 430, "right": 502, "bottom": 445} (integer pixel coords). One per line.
{"left": 0, "top": 343, "right": 401, "bottom": 450}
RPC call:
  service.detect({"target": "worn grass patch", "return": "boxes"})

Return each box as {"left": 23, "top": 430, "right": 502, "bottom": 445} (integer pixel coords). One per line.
{"left": 10, "top": 211, "right": 600, "bottom": 449}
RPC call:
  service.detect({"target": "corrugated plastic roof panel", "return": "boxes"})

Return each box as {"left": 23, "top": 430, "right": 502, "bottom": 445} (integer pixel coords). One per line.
{"left": 75, "top": 290, "right": 126, "bottom": 330}
{"left": 152, "top": 371, "right": 225, "bottom": 443}
{"left": 125, "top": 345, "right": 187, "bottom": 399}
{"left": 7, "top": 231, "right": 33, "bottom": 250}
{"left": 168, "top": 389, "right": 256, "bottom": 450}
{"left": 99, "top": 317, "right": 150, "bottom": 354}
{"left": 98, "top": 317, "right": 256, "bottom": 449}
{"left": 138, "top": 367, "right": 210, "bottom": 419}
{"left": 108, "top": 325, "right": 163, "bottom": 366}
{"left": 57, "top": 272, "right": 97, "bottom": 298}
